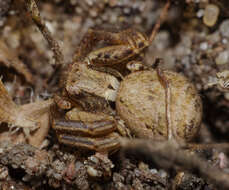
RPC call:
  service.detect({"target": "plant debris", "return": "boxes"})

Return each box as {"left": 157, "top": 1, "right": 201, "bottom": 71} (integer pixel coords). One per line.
{"left": 0, "top": 79, "right": 53, "bottom": 147}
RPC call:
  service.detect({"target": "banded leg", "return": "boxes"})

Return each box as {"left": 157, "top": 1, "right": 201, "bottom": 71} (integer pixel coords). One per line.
{"left": 58, "top": 133, "right": 120, "bottom": 152}
{"left": 53, "top": 119, "right": 116, "bottom": 136}
{"left": 86, "top": 29, "right": 149, "bottom": 65}
{"left": 74, "top": 29, "right": 149, "bottom": 65}
{"left": 53, "top": 119, "right": 120, "bottom": 152}
{"left": 74, "top": 29, "right": 128, "bottom": 61}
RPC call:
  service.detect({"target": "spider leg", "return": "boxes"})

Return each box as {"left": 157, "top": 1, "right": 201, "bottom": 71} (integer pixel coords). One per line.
{"left": 52, "top": 119, "right": 120, "bottom": 151}
{"left": 74, "top": 28, "right": 149, "bottom": 65}
{"left": 53, "top": 119, "right": 116, "bottom": 136}
{"left": 74, "top": 29, "right": 128, "bottom": 61}
{"left": 57, "top": 132, "right": 120, "bottom": 152}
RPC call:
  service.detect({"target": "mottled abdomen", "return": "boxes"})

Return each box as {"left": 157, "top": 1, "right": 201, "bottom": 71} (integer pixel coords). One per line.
{"left": 116, "top": 70, "right": 202, "bottom": 141}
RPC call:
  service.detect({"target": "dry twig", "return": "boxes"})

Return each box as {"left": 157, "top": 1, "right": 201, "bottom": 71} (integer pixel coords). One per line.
{"left": 149, "top": 0, "right": 171, "bottom": 43}
{"left": 120, "top": 138, "right": 229, "bottom": 190}
{"left": 24, "top": 0, "right": 64, "bottom": 67}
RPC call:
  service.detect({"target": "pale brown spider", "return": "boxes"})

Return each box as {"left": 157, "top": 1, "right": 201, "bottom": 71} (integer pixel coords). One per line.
{"left": 51, "top": 0, "right": 202, "bottom": 152}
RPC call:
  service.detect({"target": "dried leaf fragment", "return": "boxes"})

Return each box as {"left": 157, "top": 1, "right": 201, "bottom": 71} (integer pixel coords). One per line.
{"left": 0, "top": 79, "right": 37, "bottom": 135}
{"left": 20, "top": 99, "right": 53, "bottom": 147}
{"left": 0, "top": 80, "right": 53, "bottom": 147}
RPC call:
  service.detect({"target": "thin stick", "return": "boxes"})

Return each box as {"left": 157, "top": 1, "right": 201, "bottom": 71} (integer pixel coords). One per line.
{"left": 155, "top": 58, "right": 173, "bottom": 140}
{"left": 186, "top": 143, "right": 229, "bottom": 151}
{"left": 149, "top": 0, "right": 171, "bottom": 43}
{"left": 120, "top": 138, "right": 229, "bottom": 190}
{"left": 25, "top": 0, "right": 64, "bottom": 66}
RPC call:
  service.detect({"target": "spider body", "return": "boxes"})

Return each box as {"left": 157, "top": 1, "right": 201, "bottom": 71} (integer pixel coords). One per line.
{"left": 52, "top": 0, "right": 202, "bottom": 152}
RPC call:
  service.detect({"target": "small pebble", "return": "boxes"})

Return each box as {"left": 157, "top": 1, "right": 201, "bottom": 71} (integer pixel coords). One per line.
{"left": 220, "top": 20, "right": 229, "bottom": 38}
{"left": 215, "top": 51, "right": 229, "bottom": 65}
{"left": 53, "top": 173, "right": 62, "bottom": 180}
{"left": 159, "top": 170, "right": 167, "bottom": 178}
{"left": 197, "top": 9, "right": 204, "bottom": 18}
{"left": 88, "top": 156, "right": 99, "bottom": 164}
{"left": 123, "top": 8, "right": 130, "bottom": 14}
{"left": 203, "top": 4, "right": 219, "bottom": 27}
{"left": 75, "top": 161, "right": 84, "bottom": 171}
{"left": 150, "top": 169, "right": 158, "bottom": 174}
{"left": 222, "top": 38, "right": 228, "bottom": 44}
{"left": 200, "top": 42, "right": 208, "bottom": 50}
{"left": 87, "top": 166, "right": 98, "bottom": 177}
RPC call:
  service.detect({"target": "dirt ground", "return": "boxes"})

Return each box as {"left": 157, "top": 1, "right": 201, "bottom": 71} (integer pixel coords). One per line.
{"left": 0, "top": 0, "right": 229, "bottom": 189}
